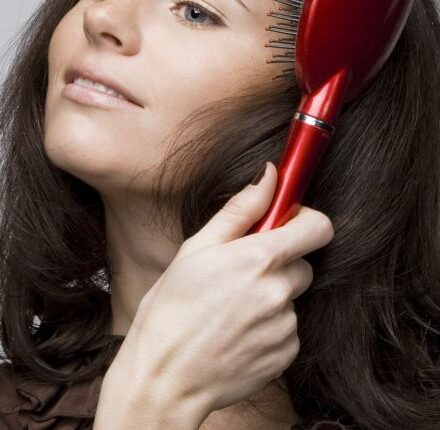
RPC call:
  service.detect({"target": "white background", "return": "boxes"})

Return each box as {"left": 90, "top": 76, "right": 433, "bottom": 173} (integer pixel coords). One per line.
{"left": 0, "top": 0, "right": 42, "bottom": 359}
{"left": 0, "top": 0, "right": 42, "bottom": 84}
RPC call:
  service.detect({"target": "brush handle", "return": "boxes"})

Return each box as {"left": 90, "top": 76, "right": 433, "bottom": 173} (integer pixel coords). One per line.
{"left": 247, "top": 69, "right": 350, "bottom": 234}
{"left": 247, "top": 116, "right": 332, "bottom": 233}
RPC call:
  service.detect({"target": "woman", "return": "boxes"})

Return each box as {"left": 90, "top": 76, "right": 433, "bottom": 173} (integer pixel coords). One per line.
{"left": 0, "top": 0, "right": 439, "bottom": 429}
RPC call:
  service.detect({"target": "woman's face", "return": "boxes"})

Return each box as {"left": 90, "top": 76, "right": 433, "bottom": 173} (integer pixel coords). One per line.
{"left": 44, "top": 0, "right": 286, "bottom": 195}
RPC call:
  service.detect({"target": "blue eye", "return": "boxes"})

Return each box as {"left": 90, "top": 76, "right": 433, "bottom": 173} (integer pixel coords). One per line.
{"left": 171, "top": 1, "right": 225, "bottom": 28}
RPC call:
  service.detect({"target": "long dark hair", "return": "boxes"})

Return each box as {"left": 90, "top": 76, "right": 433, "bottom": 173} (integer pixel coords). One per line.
{"left": 1, "top": 0, "right": 439, "bottom": 428}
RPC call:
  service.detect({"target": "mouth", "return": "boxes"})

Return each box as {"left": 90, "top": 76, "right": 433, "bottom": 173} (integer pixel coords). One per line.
{"left": 63, "top": 64, "right": 144, "bottom": 110}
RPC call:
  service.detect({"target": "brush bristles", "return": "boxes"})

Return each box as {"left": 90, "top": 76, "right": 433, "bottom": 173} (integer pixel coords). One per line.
{"left": 265, "top": 0, "right": 304, "bottom": 79}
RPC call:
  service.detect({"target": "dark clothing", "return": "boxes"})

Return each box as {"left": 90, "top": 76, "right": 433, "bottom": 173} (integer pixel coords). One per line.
{"left": 0, "top": 334, "right": 124, "bottom": 430}
{"left": 0, "top": 335, "right": 338, "bottom": 430}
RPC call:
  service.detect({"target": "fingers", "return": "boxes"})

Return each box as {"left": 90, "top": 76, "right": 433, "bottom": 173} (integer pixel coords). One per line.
{"left": 240, "top": 207, "right": 334, "bottom": 271}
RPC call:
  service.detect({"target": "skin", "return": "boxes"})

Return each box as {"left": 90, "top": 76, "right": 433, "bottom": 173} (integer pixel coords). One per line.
{"left": 45, "top": 0, "right": 288, "bottom": 340}
{"left": 44, "top": 0, "right": 297, "bottom": 427}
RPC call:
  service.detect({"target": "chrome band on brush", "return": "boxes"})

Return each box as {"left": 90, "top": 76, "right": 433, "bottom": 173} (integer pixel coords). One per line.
{"left": 294, "top": 112, "right": 335, "bottom": 134}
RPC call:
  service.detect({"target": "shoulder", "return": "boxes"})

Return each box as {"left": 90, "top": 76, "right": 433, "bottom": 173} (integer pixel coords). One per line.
{"left": 200, "top": 378, "right": 298, "bottom": 430}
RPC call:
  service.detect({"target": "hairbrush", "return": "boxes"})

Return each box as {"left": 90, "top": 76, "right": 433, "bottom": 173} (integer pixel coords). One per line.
{"left": 248, "top": 0, "right": 415, "bottom": 233}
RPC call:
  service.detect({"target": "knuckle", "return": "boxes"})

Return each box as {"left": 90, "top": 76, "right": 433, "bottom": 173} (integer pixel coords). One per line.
{"left": 288, "top": 337, "right": 300, "bottom": 361}
{"left": 299, "top": 258, "right": 314, "bottom": 284}
{"left": 222, "top": 195, "right": 247, "bottom": 218}
{"left": 279, "top": 311, "right": 297, "bottom": 340}
{"left": 270, "top": 335, "right": 300, "bottom": 375}
{"left": 279, "top": 341, "right": 299, "bottom": 370}
{"left": 267, "top": 287, "right": 288, "bottom": 313}
{"left": 252, "top": 247, "right": 276, "bottom": 270}
{"left": 286, "top": 311, "right": 298, "bottom": 334}
{"left": 317, "top": 213, "right": 335, "bottom": 240}
{"left": 280, "top": 275, "right": 293, "bottom": 296}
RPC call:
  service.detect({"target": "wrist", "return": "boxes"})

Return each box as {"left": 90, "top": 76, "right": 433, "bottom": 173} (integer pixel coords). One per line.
{"left": 94, "top": 371, "right": 212, "bottom": 430}
{"left": 142, "top": 388, "right": 211, "bottom": 429}
{"left": 137, "top": 372, "right": 213, "bottom": 429}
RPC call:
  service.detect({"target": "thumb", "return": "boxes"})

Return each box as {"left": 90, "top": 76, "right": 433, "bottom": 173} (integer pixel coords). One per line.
{"left": 178, "top": 161, "right": 277, "bottom": 258}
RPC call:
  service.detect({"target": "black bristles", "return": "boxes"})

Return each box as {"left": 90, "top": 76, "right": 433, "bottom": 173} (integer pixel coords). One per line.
{"left": 265, "top": 0, "right": 304, "bottom": 80}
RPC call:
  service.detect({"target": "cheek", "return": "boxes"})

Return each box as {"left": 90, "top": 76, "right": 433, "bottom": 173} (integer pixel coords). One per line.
{"left": 47, "top": 5, "right": 83, "bottom": 79}
{"left": 154, "top": 36, "right": 269, "bottom": 122}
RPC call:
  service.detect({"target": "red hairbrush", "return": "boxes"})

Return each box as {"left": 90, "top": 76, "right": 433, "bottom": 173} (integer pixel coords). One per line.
{"left": 249, "top": 0, "right": 414, "bottom": 233}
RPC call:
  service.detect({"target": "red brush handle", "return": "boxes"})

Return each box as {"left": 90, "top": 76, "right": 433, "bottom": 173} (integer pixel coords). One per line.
{"left": 247, "top": 69, "right": 350, "bottom": 234}
{"left": 247, "top": 119, "right": 332, "bottom": 233}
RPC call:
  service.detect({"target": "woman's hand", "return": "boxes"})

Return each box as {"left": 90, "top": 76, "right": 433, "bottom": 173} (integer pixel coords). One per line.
{"left": 96, "top": 161, "right": 335, "bottom": 429}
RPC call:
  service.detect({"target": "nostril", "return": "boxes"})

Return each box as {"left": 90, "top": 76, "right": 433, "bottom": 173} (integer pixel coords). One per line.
{"left": 101, "top": 32, "right": 122, "bottom": 47}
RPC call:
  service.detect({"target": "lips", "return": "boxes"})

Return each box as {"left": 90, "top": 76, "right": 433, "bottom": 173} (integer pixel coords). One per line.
{"left": 64, "top": 63, "right": 144, "bottom": 108}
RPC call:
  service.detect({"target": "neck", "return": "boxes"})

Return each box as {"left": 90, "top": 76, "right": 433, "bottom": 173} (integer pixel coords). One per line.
{"left": 102, "top": 194, "right": 182, "bottom": 337}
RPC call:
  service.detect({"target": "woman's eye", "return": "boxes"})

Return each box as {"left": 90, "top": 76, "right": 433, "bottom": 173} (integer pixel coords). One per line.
{"left": 170, "top": 1, "right": 225, "bottom": 28}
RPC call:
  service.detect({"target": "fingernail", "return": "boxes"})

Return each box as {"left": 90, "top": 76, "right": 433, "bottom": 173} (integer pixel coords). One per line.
{"left": 251, "top": 162, "right": 269, "bottom": 186}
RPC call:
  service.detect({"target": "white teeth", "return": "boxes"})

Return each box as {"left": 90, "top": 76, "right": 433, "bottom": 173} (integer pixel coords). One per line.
{"left": 73, "top": 77, "right": 127, "bottom": 100}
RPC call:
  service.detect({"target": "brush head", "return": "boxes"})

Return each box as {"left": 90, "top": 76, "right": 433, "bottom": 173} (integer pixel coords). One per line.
{"left": 265, "top": 0, "right": 305, "bottom": 80}
{"left": 295, "top": 0, "right": 414, "bottom": 103}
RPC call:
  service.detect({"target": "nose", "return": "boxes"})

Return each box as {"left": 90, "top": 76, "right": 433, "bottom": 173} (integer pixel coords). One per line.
{"left": 83, "top": 1, "right": 141, "bottom": 56}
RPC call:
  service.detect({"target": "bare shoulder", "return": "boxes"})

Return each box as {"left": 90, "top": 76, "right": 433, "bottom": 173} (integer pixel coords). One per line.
{"left": 200, "top": 378, "right": 298, "bottom": 430}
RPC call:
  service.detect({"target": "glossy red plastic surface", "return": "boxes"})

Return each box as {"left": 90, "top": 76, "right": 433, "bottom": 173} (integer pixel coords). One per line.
{"left": 249, "top": 0, "right": 414, "bottom": 233}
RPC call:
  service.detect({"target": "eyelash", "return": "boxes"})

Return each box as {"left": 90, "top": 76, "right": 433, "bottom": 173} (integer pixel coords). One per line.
{"left": 170, "top": 0, "right": 225, "bottom": 29}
